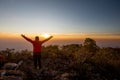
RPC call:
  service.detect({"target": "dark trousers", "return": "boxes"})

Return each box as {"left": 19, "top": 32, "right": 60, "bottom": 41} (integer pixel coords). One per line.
{"left": 33, "top": 53, "right": 41, "bottom": 69}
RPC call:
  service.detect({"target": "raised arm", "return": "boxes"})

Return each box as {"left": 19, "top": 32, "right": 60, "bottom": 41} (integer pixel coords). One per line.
{"left": 42, "top": 36, "right": 53, "bottom": 43}
{"left": 21, "top": 34, "right": 33, "bottom": 43}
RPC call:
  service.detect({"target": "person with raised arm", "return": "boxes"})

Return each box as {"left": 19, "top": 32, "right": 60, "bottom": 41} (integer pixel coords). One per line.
{"left": 21, "top": 34, "right": 53, "bottom": 69}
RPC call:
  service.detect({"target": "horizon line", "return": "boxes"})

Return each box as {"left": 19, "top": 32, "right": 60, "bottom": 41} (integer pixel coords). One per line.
{"left": 0, "top": 32, "right": 120, "bottom": 40}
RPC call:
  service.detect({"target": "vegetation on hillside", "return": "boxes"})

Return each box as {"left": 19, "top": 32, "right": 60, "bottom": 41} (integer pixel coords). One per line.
{"left": 0, "top": 38, "right": 120, "bottom": 80}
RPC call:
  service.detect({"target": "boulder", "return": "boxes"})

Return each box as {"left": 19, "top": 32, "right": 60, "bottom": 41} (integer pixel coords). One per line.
{"left": 3, "top": 63, "right": 18, "bottom": 70}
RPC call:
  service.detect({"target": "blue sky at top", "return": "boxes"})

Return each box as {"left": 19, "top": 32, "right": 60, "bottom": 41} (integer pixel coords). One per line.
{"left": 0, "top": 0, "right": 120, "bottom": 34}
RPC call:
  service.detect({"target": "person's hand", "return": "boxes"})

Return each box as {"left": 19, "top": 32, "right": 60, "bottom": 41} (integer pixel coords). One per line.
{"left": 21, "top": 34, "right": 25, "bottom": 37}
{"left": 50, "top": 35, "right": 53, "bottom": 38}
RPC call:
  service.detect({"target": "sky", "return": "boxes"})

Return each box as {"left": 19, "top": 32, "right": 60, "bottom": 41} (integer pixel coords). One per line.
{"left": 0, "top": 0, "right": 120, "bottom": 34}
{"left": 0, "top": 0, "right": 120, "bottom": 50}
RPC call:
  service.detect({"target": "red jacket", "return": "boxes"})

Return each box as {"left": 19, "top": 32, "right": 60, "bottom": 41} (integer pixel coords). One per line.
{"left": 22, "top": 36, "right": 44, "bottom": 53}
{"left": 30, "top": 40, "right": 43, "bottom": 53}
{"left": 22, "top": 35, "right": 52, "bottom": 53}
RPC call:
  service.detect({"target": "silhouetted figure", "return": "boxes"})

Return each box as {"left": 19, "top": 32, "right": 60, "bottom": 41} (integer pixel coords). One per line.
{"left": 21, "top": 34, "right": 53, "bottom": 69}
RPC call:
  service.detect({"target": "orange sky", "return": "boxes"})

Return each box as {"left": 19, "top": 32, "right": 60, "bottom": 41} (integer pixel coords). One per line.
{"left": 0, "top": 32, "right": 120, "bottom": 40}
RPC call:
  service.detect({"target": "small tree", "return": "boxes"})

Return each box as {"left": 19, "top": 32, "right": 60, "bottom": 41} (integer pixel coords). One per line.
{"left": 77, "top": 38, "right": 100, "bottom": 64}
{"left": 83, "top": 38, "right": 99, "bottom": 53}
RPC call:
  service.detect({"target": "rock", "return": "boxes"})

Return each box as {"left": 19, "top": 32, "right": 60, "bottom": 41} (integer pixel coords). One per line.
{"left": 3, "top": 76, "right": 23, "bottom": 80}
{"left": 60, "top": 73, "right": 69, "bottom": 80}
{"left": 4, "top": 70, "right": 23, "bottom": 76}
{"left": 0, "top": 70, "right": 23, "bottom": 80}
{"left": 3, "top": 63, "right": 18, "bottom": 70}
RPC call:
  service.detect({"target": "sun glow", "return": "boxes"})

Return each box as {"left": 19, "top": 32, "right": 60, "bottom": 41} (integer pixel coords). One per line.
{"left": 41, "top": 33, "right": 51, "bottom": 38}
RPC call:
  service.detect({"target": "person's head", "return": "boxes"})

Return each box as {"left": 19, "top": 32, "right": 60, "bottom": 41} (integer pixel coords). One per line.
{"left": 35, "top": 36, "right": 39, "bottom": 41}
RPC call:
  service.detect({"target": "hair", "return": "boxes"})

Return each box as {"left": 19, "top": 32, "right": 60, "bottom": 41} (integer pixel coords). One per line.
{"left": 35, "top": 36, "right": 39, "bottom": 40}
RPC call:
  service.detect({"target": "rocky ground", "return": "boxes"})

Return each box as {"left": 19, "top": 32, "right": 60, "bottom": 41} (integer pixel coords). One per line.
{"left": 0, "top": 59, "right": 79, "bottom": 80}
{"left": 0, "top": 45, "right": 120, "bottom": 80}
{"left": 1, "top": 58, "right": 119, "bottom": 80}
